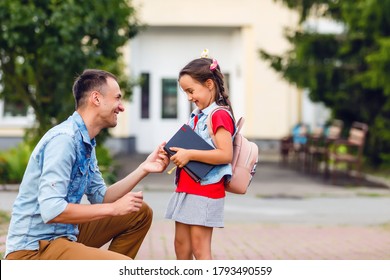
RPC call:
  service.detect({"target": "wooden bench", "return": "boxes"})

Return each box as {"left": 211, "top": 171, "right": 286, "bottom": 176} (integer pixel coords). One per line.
{"left": 329, "top": 122, "right": 369, "bottom": 184}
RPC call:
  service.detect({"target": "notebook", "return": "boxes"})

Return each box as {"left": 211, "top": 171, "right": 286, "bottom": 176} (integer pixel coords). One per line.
{"left": 164, "top": 124, "right": 215, "bottom": 182}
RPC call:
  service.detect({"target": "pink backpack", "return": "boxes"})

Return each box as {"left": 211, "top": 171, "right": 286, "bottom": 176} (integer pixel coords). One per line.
{"left": 207, "top": 107, "right": 259, "bottom": 194}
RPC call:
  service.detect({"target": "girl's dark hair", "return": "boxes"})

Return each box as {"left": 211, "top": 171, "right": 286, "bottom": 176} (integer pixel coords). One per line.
{"left": 179, "top": 58, "right": 235, "bottom": 119}
{"left": 72, "top": 69, "right": 117, "bottom": 109}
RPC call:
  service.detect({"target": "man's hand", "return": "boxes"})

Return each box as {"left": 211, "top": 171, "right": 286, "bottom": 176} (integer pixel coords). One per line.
{"left": 103, "top": 143, "right": 169, "bottom": 204}
{"left": 112, "top": 191, "right": 144, "bottom": 216}
{"left": 49, "top": 191, "right": 145, "bottom": 224}
{"left": 141, "top": 142, "right": 170, "bottom": 173}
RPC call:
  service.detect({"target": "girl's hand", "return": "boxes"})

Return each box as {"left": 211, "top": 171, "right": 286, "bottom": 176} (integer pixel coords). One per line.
{"left": 169, "top": 147, "right": 192, "bottom": 168}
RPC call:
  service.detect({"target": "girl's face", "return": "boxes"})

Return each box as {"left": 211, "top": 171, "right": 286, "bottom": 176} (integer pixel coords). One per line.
{"left": 179, "top": 74, "right": 215, "bottom": 110}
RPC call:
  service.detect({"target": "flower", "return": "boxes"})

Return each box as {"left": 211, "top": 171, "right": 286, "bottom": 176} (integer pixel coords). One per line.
{"left": 200, "top": 48, "right": 209, "bottom": 58}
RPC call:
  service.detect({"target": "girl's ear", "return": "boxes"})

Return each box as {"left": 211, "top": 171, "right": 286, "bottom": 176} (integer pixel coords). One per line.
{"left": 205, "top": 79, "right": 214, "bottom": 91}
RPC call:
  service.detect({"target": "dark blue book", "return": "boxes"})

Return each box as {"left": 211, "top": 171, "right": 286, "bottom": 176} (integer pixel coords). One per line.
{"left": 164, "top": 124, "right": 215, "bottom": 182}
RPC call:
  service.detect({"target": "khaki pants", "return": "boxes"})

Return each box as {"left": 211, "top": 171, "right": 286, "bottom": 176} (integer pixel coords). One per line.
{"left": 6, "top": 202, "right": 153, "bottom": 260}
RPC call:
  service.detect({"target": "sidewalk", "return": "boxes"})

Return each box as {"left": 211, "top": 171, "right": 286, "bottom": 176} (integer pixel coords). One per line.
{"left": 118, "top": 153, "right": 390, "bottom": 260}
{"left": 116, "top": 152, "right": 390, "bottom": 198}
{"left": 137, "top": 221, "right": 390, "bottom": 260}
{"left": 2, "top": 153, "right": 390, "bottom": 259}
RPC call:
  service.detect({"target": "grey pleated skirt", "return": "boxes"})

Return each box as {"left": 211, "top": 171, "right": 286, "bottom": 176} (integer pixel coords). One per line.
{"left": 165, "top": 192, "right": 225, "bottom": 228}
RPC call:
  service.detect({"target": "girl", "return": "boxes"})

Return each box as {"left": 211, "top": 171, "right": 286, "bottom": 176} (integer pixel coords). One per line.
{"left": 165, "top": 50, "right": 235, "bottom": 260}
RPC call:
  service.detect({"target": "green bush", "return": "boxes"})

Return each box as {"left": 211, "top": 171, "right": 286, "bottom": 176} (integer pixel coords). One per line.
{"left": 0, "top": 142, "right": 32, "bottom": 183}
{"left": 0, "top": 156, "right": 9, "bottom": 184}
{"left": 379, "top": 154, "right": 390, "bottom": 169}
{"left": 95, "top": 145, "right": 118, "bottom": 185}
{"left": 0, "top": 142, "right": 117, "bottom": 185}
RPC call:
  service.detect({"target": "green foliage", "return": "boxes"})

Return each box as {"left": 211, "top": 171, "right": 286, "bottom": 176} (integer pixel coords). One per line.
{"left": 95, "top": 144, "right": 118, "bottom": 185}
{"left": 0, "top": 142, "right": 32, "bottom": 183}
{"left": 0, "top": 0, "right": 142, "bottom": 144}
{"left": 0, "top": 156, "right": 8, "bottom": 183}
{"left": 261, "top": 0, "right": 390, "bottom": 167}
{"left": 0, "top": 141, "right": 117, "bottom": 184}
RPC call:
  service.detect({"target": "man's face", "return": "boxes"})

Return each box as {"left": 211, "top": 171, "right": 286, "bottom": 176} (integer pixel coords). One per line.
{"left": 98, "top": 77, "right": 125, "bottom": 128}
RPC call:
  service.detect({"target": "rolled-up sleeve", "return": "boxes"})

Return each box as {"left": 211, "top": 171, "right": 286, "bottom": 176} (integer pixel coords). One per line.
{"left": 38, "top": 134, "right": 76, "bottom": 223}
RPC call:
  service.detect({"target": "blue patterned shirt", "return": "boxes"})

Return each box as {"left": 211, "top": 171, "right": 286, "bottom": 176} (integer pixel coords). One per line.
{"left": 5, "top": 111, "right": 106, "bottom": 257}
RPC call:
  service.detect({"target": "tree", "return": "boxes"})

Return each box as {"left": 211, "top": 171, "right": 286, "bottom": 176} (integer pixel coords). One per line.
{"left": 0, "top": 0, "right": 141, "bottom": 143}
{"left": 260, "top": 0, "right": 390, "bottom": 167}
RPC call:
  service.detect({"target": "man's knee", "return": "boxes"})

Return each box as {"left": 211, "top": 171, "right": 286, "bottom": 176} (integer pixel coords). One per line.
{"left": 126, "top": 201, "right": 153, "bottom": 228}
{"left": 140, "top": 201, "right": 153, "bottom": 225}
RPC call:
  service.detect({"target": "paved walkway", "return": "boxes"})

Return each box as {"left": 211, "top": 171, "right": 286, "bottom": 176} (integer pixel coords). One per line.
{"left": 2, "top": 153, "right": 390, "bottom": 259}
{"left": 137, "top": 221, "right": 390, "bottom": 260}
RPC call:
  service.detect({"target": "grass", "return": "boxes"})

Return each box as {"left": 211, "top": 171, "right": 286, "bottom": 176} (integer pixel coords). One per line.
{"left": 0, "top": 210, "right": 10, "bottom": 224}
{"left": 356, "top": 192, "right": 390, "bottom": 197}
{"left": 363, "top": 164, "right": 390, "bottom": 180}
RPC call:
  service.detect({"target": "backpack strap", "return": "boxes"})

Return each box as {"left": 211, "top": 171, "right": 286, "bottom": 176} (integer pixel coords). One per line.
{"left": 207, "top": 106, "right": 240, "bottom": 146}
{"left": 235, "top": 117, "right": 244, "bottom": 135}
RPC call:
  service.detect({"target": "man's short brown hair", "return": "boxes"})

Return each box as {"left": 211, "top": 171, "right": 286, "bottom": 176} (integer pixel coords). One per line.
{"left": 72, "top": 69, "right": 117, "bottom": 109}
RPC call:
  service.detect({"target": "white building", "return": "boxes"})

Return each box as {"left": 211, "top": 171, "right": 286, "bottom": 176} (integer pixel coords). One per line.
{"left": 0, "top": 0, "right": 329, "bottom": 154}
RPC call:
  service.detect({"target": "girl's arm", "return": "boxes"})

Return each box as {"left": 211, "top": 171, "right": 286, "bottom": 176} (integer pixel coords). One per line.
{"left": 169, "top": 127, "right": 233, "bottom": 167}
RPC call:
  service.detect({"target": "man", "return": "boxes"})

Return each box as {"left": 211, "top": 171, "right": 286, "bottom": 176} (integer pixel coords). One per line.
{"left": 5, "top": 69, "right": 169, "bottom": 259}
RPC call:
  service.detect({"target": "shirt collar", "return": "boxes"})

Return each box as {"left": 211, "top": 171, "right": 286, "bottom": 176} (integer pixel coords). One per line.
{"left": 190, "top": 102, "right": 219, "bottom": 119}
{"left": 71, "top": 111, "right": 96, "bottom": 147}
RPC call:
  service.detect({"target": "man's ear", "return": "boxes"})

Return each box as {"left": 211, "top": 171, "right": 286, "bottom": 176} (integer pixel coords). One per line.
{"left": 91, "top": 91, "right": 100, "bottom": 106}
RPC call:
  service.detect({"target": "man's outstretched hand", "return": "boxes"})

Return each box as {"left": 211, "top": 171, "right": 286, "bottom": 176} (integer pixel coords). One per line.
{"left": 141, "top": 142, "right": 170, "bottom": 173}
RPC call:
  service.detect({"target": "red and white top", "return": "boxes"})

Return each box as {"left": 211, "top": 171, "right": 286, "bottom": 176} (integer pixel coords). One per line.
{"left": 175, "top": 110, "right": 234, "bottom": 199}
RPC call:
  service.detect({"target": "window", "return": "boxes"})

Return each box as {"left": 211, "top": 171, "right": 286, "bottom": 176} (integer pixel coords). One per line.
{"left": 0, "top": 96, "right": 33, "bottom": 129}
{"left": 161, "top": 78, "right": 177, "bottom": 119}
{"left": 140, "top": 73, "right": 150, "bottom": 119}
{"left": 3, "top": 97, "right": 28, "bottom": 117}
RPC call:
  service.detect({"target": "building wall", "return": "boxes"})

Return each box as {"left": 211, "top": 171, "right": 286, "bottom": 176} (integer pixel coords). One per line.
{"left": 120, "top": 0, "right": 303, "bottom": 153}
{"left": 127, "top": 26, "right": 246, "bottom": 153}
{"left": 1, "top": 0, "right": 323, "bottom": 155}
